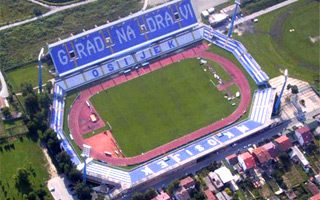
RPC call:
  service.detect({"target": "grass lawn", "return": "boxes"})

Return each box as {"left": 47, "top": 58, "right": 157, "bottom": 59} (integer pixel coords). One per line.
{"left": 282, "top": 164, "right": 308, "bottom": 189}
{"left": 236, "top": 0, "right": 319, "bottom": 88}
{"left": 6, "top": 63, "right": 54, "bottom": 92}
{"left": 0, "top": 137, "right": 52, "bottom": 200}
{"left": 90, "top": 59, "right": 236, "bottom": 156}
{"left": 0, "top": 0, "right": 48, "bottom": 26}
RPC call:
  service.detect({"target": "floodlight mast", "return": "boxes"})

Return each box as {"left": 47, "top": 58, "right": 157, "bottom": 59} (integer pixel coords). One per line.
{"left": 227, "top": 0, "right": 241, "bottom": 38}
{"left": 81, "top": 144, "right": 91, "bottom": 184}
{"left": 38, "top": 48, "right": 44, "bottom": 93}
{"left": 273, "top": 69, "right": 288, "bottom": 115}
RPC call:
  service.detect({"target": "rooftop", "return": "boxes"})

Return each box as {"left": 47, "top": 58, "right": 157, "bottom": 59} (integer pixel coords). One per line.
{"left": 274, "top": 135, "right": 292, "bottom": 151}
{"left": 238, "top": 152, "right": 256, "bottom": 170}
{"left": 290, "top": 146, "right": 309, "bottom": 166}
{"left": 180, "top": 176, "right": 195, "bottom": 189}
{"left": 152, "top": 191, "right": 170, "bottom": 200}
{"left": 252, "top": 147, "right": 272, "bottom": 164}
{"left": 215, "top": 166, "right": 234, "bottom": 184}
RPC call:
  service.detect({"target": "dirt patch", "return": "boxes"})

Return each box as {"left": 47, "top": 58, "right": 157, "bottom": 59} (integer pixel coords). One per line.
{"left": 41, "top": 146, "right": 58, "bottom": 178}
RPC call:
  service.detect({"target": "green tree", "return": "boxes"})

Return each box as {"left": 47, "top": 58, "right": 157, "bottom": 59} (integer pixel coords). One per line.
{"left": 132, "top": 192, "right": 145, "bottom": 200}
{"left": 75, "top": 182, "right": 91, "bottom": 200}
{"left": 21, "top": 83, "right": 35, "bottom": 97}
{"left": 24, "top": 94, "right": 39, "bottom": 115}
{"left": 1, "top": 107, "right": 11, "bottom": 119}
{"left": 67, "top": 167, "right": 82, "bottom": 183}
{"left": 13, "top": 168, "right": 32, "bottom": 194}
{"left": 144, "top": 188, "right": 157, "bottom": 200}
{"left": 33, "top": 8, "right": 42, "bottom": 17}
{"left": 167, "top": 179, "right": 180, "bottom": 195}
{"left": 45, "top": 81, "right": 53, "bottom": 94}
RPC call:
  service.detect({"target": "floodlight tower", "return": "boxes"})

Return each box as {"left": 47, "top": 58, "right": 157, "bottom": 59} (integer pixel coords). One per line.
{"left": 273, "top": 69, "right": 288, "bottom": 115}
{"left": 38, "top": 48, "right": 44, "bottom": 93}
{"left": 81, "top": 144, "right": 92, "bottom": 184}
{"left": 227, "top": 0, "right": 241, "bottom": 38}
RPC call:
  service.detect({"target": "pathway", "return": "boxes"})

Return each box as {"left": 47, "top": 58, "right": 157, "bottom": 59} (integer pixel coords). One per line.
{"left": 235, "top": 0, "right": 299, "bottom": 26}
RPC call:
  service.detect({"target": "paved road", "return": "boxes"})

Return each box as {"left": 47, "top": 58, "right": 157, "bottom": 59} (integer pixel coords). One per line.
{"left": 27, "top": 0, "right": 54, "bottom": 9}
{"left": 120, "top": 121, "right": 291, "bottom": 199}
{"left": 0, "top": 70, "right": 9, "bottom": 98}
{"left": 0, "top": 0, "right": 97, "bottom": 31}
{"left": 234, "top": 0, "right": 298, "bottom": 26}
{"left": 47, "top": 176, "right": 76, "bottom": 200}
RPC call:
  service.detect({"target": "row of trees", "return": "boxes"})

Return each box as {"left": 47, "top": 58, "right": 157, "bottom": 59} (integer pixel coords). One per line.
{"left": 19, "top": 82, "right": 91, "bottom": 200}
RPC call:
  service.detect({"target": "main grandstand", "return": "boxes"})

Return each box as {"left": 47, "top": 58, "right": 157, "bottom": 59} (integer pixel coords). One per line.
{"left": 48, "top": 0, "right": 277, "bottom": 197}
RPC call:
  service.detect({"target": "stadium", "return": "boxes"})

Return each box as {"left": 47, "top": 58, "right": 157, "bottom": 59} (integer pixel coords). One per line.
{"left": 47, "top": 0, "right": 278, "bottom": 197}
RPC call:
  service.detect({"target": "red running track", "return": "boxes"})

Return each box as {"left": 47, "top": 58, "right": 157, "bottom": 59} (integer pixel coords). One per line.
{"left": 68, "top": 44, "right": 251, "bottom": 166}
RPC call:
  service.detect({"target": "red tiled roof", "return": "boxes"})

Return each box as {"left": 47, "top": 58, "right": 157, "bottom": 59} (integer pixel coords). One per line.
{"left": 307, "top": 181, "right": 320, "bottom": 195}
{"left": 152, "top": 191, "right": 171, "bottom": 200}
{"left": 180, "top": 176, "right": 195, "bottom": 189}
{"left": 239, "top": 152, "right": 256, "bottom": 170}
{"left": 204, "top": 189, "right": 216, "bottom": 200}
{"left": 309, "top": 193, "right": 320, "bottom": 200}
{"left": 252, "top": 147, "right": 272, "bottom": 164}
{"left": 274, "top": 135, "right": 292, "bottom": 151}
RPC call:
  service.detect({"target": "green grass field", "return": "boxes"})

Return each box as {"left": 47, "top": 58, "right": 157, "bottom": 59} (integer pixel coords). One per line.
{"left": 0, "top": 138, "right": 51, "bottom": 200}
{"left": 90, "top": 59, "right": 236, "bottom": 156}
{"left": 236, "top": 0, "right": 319, "bottom": 88}
{"left": 6, "top": 63, "right": 54, "bottom": 92}
{"left": 0, "top": 0, "right": 48, "bottom": 26}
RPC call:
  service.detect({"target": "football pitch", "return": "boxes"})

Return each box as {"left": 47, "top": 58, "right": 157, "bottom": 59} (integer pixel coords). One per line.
{"left": 90, "top": 59, "right": 236, "bottom": 156}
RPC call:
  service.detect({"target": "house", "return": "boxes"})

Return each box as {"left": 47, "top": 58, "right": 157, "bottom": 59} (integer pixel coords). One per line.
{"left": 274, "top": 135, "right": 292, "bottom": 152}
{"left": 238, "top": 152, "right": 256, "bottom": 171}
{"left": 252, "top": 147, "right": 272, "bottom": 164}
{"left": 174, "top": 187, "right": 190, "bottom": 200}
{"left": 261, "top": 142, "right": 279, "bottom": 158}
{"left": 306, "top": 181, "right": 320, "bottom": 195}
{"left": 204, "top": 189, "right": 217, "bottom": 200}
{"left": 214, "top": 167, "right": 234, "bottom": 184}
{"left": 309, "top": 193, "right": 320, "bottom": 200}
{"left": 179, "top": 176, "right": 195, "bottom": 190}
{"left": 208, "top": 171, "right": 224, "bottom": 189}
{"left": 315, "top": 173, "right": 320, "bottom": 185}
{"left": 226, "top": 154, "right": 238, "bottom": 166}
{"left": 152, "top": 191, "right": 170, "bottom": 200}
{"left": 295, "top": 126, "right": 313, "bottom": 146}
{"left": 289, "top": 145, "right": 310, "bottom": 170}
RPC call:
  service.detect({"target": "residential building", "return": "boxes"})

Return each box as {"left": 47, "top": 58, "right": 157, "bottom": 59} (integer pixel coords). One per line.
{"left": 261, "top": 142, "right": 279, "bottom": 158}
{"left": 238, "top": 152, "right": 256, "bottom": 171}
{"left": 295, "top": 126, "right": 314, "bottom": 146}
{"left": 179, "top": 176, "right": 195, "bottom": 190}
{"left": 204, "top": 189, "right": 217, "bottom": 200}
{"left": 209, "top": 172, "right": 224, "bottom": 189}
{"left": 252, "top": 147, "right": 272, "bottom": 164}
{"left": 214, "top": 167, "right": 234, "bottom": 184}
{"left": 274, "top": 135, "right": 292, "bottom": 152}
{"left": 174, "top": 187, "right": 190, "bottom": 200}
{"left": 152, "top": 191, "right": 170, "bottom": 200}
{"left": 289, "top": 145, "right": 310, "bottom": 170}
{"left": 225, "top": 154, "right": 238, "bottom": 166}
{"left": 309, "top": 193, "right": 320, "bottom": 200}
{"left": 306, "top": 181, "right": 320, "bottom": 195}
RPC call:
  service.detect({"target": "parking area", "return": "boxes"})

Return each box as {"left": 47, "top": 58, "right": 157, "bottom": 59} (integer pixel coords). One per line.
{"left": 47, "top": 176, "right": 77, "bottom": 200}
